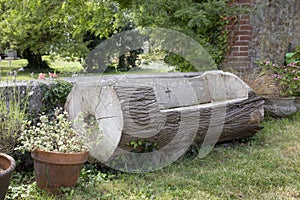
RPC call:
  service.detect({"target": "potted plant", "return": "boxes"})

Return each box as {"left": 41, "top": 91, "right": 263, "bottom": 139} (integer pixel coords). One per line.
{"left": 0, "top": 85, "right": 28, "bottom": 154}
{"left": 0, "top": 85, "right": 27, "bottom": 199}
{"left": 16, "top": 107, "right": 89, "bottom": 193}
{"left": 257, "top": 60, "right": 299, "bottom": 117}
{"left": 0, "top": 153, "right": 16, "bottom": 200}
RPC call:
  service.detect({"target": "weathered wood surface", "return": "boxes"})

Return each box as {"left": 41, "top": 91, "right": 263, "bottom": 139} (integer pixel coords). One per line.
{"left": 66, "top": 71, "right": 264, "bottom": 161}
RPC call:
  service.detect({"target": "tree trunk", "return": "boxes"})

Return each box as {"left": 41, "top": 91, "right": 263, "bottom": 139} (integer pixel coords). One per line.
{"left": 22, "top": 48, "right": 49, "bottom": 70}
{"left": 66, "top": 71, "right": 264, "bottom": 167}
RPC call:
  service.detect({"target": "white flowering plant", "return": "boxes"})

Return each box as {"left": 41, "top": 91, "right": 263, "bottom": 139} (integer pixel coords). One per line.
{"left": 16, "top": 107, "right": 88, "bottom": 153}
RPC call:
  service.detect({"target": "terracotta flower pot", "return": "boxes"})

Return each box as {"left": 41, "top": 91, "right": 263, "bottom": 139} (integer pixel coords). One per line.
{"left": 263, "top": 96, "right": 297, "bottom": 117}
{"left": 31, "top": 149, "right": 88, "bottom": 193}
{"left": 0, "top": 153, "right": 16, "bottom": 200}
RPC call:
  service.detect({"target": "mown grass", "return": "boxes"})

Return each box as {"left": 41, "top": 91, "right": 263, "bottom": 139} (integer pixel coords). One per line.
{"left": 0, "top": 54, "right": 174, "bottom": 81}
{"left": 0, "top": 59, "right": 32, "bottom": 81}
{"left": 0, "top": 58, "right": 83, "bottom": 81}
{"left": 6, "top": 114, "right": 300, "bottom": 200}
{"left": 43, "top": 56, "right": 83, "bottom": 76}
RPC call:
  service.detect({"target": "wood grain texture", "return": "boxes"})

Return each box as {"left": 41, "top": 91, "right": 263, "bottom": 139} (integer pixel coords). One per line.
{"left": 66, "top": 71, "right": 264, "bottom": 161}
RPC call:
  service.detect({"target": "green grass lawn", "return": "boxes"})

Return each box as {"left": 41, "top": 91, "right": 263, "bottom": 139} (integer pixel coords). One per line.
{"left": 0, "top": 57, "right": 83, "bottom": 81}
{"left": 6, "top": 114, "right": 300, "bottom": 200}
{"left": 0, "top": 53, "right": 173, "bottom": 81}
{"left": 0, "top": 59, "right": 32, "bottom": 81}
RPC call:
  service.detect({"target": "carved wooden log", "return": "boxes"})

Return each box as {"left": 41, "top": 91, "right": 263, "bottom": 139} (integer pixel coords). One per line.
{"left": 66, "top": 71, "right": 264, "bottom": 162}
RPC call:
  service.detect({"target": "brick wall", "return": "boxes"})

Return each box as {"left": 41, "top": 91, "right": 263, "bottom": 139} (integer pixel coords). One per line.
{"left": 222, "top": 0, "right": 256, "bottom": 74}
{"left": 223, "top": 0, "right": 300, "bottom": 74}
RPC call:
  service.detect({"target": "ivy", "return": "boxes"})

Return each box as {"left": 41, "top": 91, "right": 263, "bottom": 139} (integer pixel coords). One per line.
{"left": 41, "top": 80, "right": 73, "bottom": 113}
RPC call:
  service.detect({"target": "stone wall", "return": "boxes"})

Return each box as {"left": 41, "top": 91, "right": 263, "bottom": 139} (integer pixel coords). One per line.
{"left": 0, "top": 82, "right": 44, "bottom": 114}
{"left": 251, "top": 0, "right": 300, "bottom": 65}
{"left": 223, "top": 0, "right": 300, "bottom": 73}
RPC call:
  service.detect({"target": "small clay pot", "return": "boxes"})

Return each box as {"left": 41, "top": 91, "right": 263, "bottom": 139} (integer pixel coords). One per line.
{"left": 31, "top": 149, "right": 88, "bottom": 193}
{"left": 0, "top": 153, "right": 16, "bottom": 200}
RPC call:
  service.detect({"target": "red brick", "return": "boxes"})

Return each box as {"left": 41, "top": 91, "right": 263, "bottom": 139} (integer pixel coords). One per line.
{"left": 238, "top": 20, "right": 250, "bottom": 25}
{"left": 239, "top": 47, "right": 249, "bottom": 51}
{"left": 240, "top": 25, "right": 253, "bottom": 31}
{"left": 240, "top": 15, "right": 250, "bottom": 20}
{"left": 234, "top": 41, "right": 249, "bottom": 46}
{"left": 237, "top": 31, "right": 252, "bottom": 35}
{"left": 232, "top": 52, "right": 249, "bottom": 56}
{"left": 230, "top": 47, "right": 239, "bottom": 52}
{"left": 239, "top": 36, "right": 252, "bottom": 41}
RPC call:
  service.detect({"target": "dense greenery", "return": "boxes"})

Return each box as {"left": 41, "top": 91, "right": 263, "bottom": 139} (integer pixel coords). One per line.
{"left": 0, "top": 0, "right": 241, "bottom": 71}
{"left": 41, "top": 80, "right": 73, "bottom": 113}
{"left": 123, "top": 0, "right": 240, "bottom": 70}
{"left": 6, "top": 114, "right": 300, "bottom": 199}
{"left": 291, "top": 46, "right": 300, "bottom": 63}
{"left": 0, "top": 0, "right": 123, "bottom": 69}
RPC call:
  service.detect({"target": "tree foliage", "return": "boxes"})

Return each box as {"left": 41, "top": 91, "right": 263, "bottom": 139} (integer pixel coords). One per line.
{"left": 0, "top": 0, "right": 240, "bottom": 71}
{"left": 0, "top": 0, "right": 124, "bottom": 68}
{"left": 121, "top": 0, "right": 240, "bottom": 69}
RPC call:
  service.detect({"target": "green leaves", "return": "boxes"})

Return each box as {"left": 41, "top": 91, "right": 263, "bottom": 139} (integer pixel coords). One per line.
{"left": 0, "top": 0, "right": 124, "bottom": 60}
{"left": 16, "top": 107, "right": 88, "bottom": 153}
{"left": 41, "top": 80, "right": 73, "bottom": 112}
{"left": 127, "top": 0, "right": 241, "bottom": 66}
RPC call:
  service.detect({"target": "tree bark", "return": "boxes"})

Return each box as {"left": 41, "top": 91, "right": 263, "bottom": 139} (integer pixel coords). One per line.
{"left": 22, "top": 48, "right": 49, "bottom": 70}
{"left": 66, "top": 71, "right": 265, "bottom": 162}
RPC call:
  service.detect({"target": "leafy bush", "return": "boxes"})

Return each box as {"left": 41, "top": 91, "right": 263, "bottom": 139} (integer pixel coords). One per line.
{"left": 16, "top": 107, "right": 87, "bottom": 153}
{"left": 291, "top": 46, "right": 300, "bottom": 64}
{"left": 164, "top": 53, "right": 197, "bottom": 72}
{"left": 128, "top": 0, "right": 243, "bottom": 69}
{"left": 41, "top": 80, "right": 73, "bottom": 112}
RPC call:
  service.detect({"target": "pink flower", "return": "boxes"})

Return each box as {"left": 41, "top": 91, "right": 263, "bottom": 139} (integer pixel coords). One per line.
{"left": 38, "top": 73, "right": 45, "bottom": 80}
{"left": 265, "top": 61, "right": 270, "bottom": 65}
{"left": 273, "top": 74, "right": 282, "bottom": 79}
{"left": 49, "top": 72, "right": 57, "bottom": 78}
{"left": 293, "top": 77, "right": 299, "bottom": 81}
{"left": 287, "top": 63, "right": 296, "bottom": 67}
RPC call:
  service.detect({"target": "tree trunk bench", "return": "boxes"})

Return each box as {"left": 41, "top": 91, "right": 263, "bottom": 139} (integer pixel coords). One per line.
{"left": 66, "top": 71, "right": 264, "bottom": 163}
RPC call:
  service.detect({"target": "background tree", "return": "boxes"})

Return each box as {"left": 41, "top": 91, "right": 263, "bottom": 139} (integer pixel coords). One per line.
{"left": 0, "top": 0, "right": 124, "bottom": 69}
{"left": 114, "top": 0, "right": 240, "bottom": 71}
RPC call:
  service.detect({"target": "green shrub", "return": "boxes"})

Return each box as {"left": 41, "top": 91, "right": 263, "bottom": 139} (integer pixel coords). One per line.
{"left": 41, "top": 80, "right": 73, "bottom": 113}
{"left": 164, "top": 53, "right": 197, "bottom": 72}
{"left": 291, "top": 46, "right": 300, "bottom": 64}
{"left": 129, "top": 0, "right": 244, "bottom": 68}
